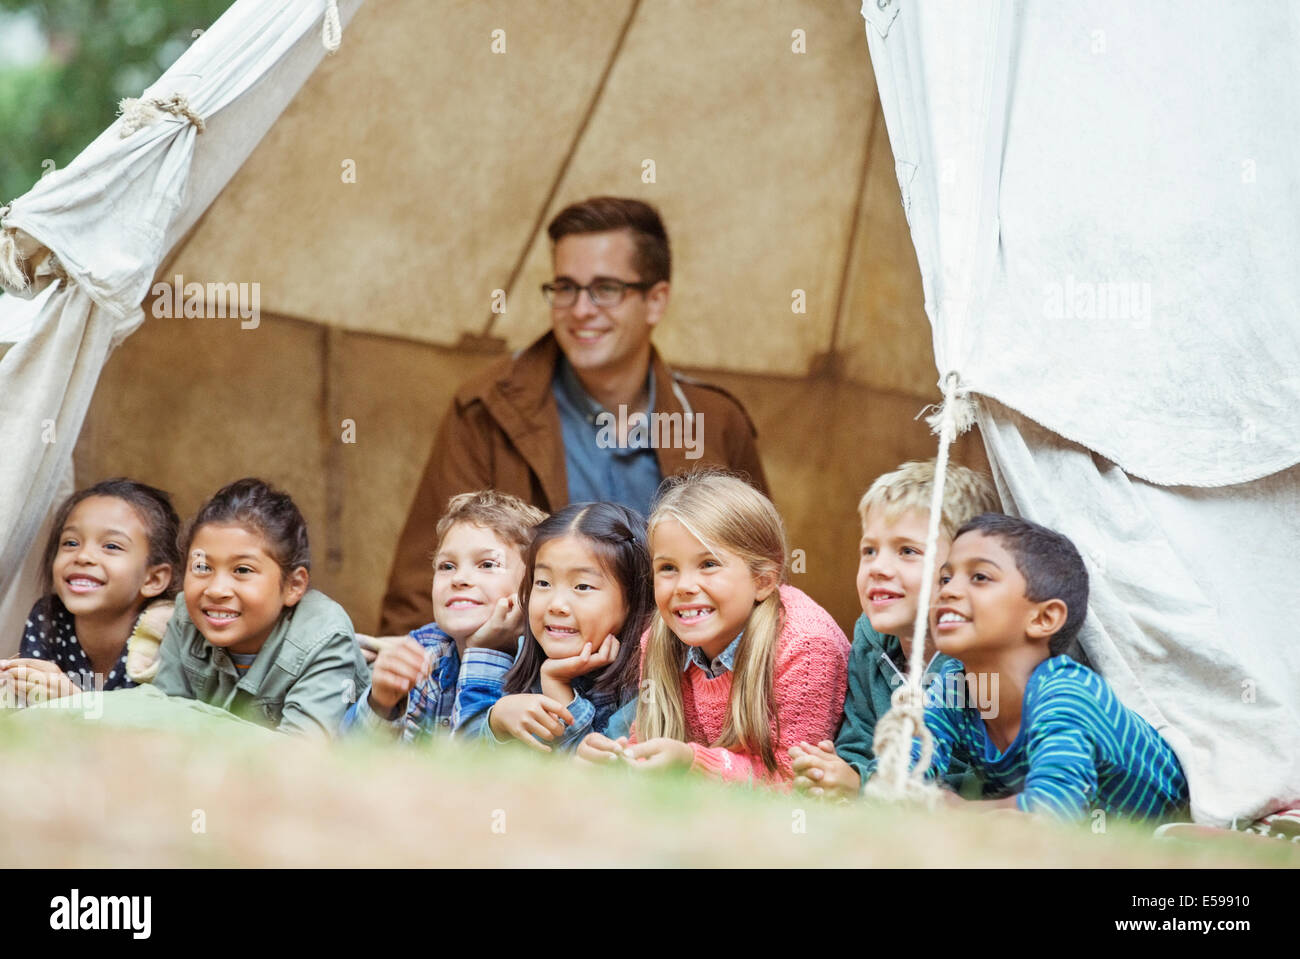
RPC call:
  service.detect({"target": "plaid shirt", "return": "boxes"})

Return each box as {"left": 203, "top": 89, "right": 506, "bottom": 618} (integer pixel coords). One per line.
{"left": 340, "top": 623, "right": 473, "bottom": 741}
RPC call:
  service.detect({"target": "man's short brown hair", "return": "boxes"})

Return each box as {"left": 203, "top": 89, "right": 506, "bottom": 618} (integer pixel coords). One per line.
{"left": 435, "top": 490, "right": 548, "bottom": 554}
{"left": 546, "top": 196, "right": 671, "bottom": 286}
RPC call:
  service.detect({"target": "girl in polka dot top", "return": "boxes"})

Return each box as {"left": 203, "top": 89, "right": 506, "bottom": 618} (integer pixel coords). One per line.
{"left": 5, "top": 479, "right": 181, "bottom": 700}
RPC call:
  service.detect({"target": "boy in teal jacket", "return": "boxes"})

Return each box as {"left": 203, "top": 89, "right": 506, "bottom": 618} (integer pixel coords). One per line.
{"left": 833, "top": 613, "right": 976, "bottom": 793}
{"left": 790, "top": 460, "right": 997, "bottom": 798}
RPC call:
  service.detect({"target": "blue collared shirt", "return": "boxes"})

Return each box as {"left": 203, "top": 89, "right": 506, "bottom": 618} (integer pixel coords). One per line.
{"left": 683, "top": 632, "right": 743, "bottom": 680}
{"left": 452, "top": 642, "right": 635, "bottom": 751}
{"left": 551, "top": 355, "right": 662, "bottom": 518}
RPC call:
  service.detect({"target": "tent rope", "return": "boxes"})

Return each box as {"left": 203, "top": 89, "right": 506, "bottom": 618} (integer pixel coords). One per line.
{"left": 323, "top": 0, "right": 342, "bottom": 53}
{"left": 0, "top": 233, "right": 27, "bottom": 292}
{"left": 0, "top": 205, "right": 30, "bottom": 293}
{"left": 118, "top": 94, "right": 206, "bottom": 138}
{"left": 864, "top": 371, "right": 976, "bottom": 806}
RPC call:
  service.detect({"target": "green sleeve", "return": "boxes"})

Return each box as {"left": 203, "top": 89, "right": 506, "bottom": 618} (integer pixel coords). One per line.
{"left": 833, "top": 627, "right": 885, "bottom": 780}
{"left": 277, "top": 634, "right": 368, "bottom": 740}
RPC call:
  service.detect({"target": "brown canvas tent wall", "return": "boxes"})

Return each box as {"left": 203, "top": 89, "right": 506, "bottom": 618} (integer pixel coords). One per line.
{"left": 69, "top": 0, "right": 986, "bottom": 635}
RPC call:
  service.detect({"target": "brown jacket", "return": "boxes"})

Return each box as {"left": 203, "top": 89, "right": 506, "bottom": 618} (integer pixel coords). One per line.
{"left": 378, "top": 331, "right": 769, "bottom": 633}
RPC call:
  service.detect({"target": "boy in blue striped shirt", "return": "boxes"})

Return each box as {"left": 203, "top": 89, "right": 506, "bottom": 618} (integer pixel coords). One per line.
{"left": 877, "top": 513, "right": 1188, "bottom": 822}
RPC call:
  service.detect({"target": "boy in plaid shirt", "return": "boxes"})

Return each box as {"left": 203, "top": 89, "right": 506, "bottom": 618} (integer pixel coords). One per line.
{"left": 340, "top": 491, "right": 545, "bottom": 740}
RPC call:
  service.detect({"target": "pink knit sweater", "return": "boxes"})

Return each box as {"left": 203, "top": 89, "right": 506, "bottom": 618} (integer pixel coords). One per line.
{"left": 633, "top": 584, "right": 851, "bottom": 787}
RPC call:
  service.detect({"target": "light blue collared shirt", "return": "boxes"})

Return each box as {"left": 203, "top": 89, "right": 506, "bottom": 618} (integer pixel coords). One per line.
{"left": 683, "top": 632, "right": 743, "bottom": 680}
{"left": 552, "top": 356, "right": 662, "bottom": 518}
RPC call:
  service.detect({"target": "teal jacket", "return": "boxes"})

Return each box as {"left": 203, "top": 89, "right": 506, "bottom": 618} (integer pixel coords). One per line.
{"left": 153, "top": 589, "right": 370, "bottom": 739}
{"left": 835, "top": 614, "right": 978, "bottom": 795}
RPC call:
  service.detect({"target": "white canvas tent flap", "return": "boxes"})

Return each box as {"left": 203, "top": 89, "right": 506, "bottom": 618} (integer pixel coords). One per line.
{"left": 864, "top": 0, "right": 1300, "bottom": 823}
{"left": 866, "top": 0, "right": 1300, "bottom": 489}
{"left": 0, "top": 0, "right": 363, "bottom": 600}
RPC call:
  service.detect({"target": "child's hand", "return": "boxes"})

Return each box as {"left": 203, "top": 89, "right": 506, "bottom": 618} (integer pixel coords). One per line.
{"left": 540, "top": 634, "right": 620, "bottom": 684}
{"left": 355, "top": 633, "right": 393, "bottom": 665}
{"left": 488, "top": 694, "right": 575, "bottom": 752}
{"left": 622, "top": 737, "right": 694, "bottom": 770}
{"left": 368, "top": 638, "right": 432, "bottom": 714}
{"left": 575, "top": 732, "right": 632, "bottom": 765}
{"left": 790, "top": 739, "right": 861, "bottom": 799}
{"left": 0, "top": 659, "right": 80, "bottom": 703}
{"left": 464, "top": 596, "right": 523, "bottom": 653}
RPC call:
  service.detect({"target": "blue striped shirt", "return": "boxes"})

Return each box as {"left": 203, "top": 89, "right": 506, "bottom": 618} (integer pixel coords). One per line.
{"left": 869, "top": 655, "right": 1188, "bottom": 821}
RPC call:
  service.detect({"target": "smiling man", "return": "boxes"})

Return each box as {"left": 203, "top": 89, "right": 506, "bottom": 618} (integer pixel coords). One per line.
{"left": 380, "top": 197, "right": 769, "bottom": 634}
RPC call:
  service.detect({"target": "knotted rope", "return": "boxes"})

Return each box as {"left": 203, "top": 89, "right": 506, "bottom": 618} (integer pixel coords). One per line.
{"left": 864, "top": 371, "right": 976, "bottom": 806}
{"left": 0, "top": 204, "right": 30, "bottom": 293}
{"left": 118, "top": 93, "right": 206, "bottom": 138}
{"left": 323, "top": 0, "right": 342, "bottom": 53}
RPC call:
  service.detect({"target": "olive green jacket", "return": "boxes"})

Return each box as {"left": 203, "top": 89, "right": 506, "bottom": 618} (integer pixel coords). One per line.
{"left": 153, "top": 589, "right": 369, "bottom": 739}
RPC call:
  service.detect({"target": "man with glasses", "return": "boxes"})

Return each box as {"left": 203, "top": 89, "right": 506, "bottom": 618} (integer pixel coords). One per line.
{"left": 378, "top": 196, "right": 769, "bottom": 634}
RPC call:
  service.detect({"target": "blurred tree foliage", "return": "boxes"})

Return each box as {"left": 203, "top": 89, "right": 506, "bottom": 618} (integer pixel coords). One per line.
{"left": 0, "top": 0, "right": 234, "bottom": 204}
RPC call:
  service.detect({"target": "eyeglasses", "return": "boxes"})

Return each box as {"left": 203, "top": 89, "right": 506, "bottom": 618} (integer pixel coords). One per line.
{"left": 540, "top": 278, "right": 655, "bottom": 309}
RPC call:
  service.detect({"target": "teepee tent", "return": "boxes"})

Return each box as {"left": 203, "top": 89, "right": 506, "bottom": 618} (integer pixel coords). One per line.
{"left": 1, "top": 0, "right": 1295, "bottom": 826}
{"left": 3, "top": 0, "right": 972, "bottom": 644}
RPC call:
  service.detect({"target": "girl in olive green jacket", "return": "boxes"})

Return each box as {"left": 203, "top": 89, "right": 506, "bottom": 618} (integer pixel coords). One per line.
{"left": 153, "top": 478, "right": 369, "bottom": 739}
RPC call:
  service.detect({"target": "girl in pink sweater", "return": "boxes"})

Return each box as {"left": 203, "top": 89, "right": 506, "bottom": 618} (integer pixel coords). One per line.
{"left": 578, "top": 470, "right": 851, "bottom": 786}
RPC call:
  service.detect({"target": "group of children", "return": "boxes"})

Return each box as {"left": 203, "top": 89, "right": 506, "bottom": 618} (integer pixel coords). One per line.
{"left": 1, "top": 461, "right": 1191, "bottom": 824}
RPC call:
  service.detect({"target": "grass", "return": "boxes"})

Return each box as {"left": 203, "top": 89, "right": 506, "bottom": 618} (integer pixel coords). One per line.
{"left": 2, "top": 713, "right": 1296, "bottom": 868}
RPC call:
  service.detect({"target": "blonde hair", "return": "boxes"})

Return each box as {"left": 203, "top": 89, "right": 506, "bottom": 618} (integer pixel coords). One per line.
{"left": 638, "top": 470, "right": 787, "bottom": 772}
{"left": 857, "top": 460, "right": 998, "bottom": 542}
{"left": 435, "top": 490, "right": 547, "bottom": 554}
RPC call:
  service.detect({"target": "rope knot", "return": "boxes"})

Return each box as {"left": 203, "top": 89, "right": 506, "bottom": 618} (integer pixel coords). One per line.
{"left": 0, "top": 228, "right": 28, "bottom": 292}
{"left": 1, "top": 204, "right": 30, "bottom": 292}
{"left": 118, "top": 93, "right": 205, "bottom": 138}
{"left": 864, "top": 678, "right": 939, "bottom": 805}
{"left": 323, "top": 0, "right": 342, "bottom": 53}
{"left": 922, "top": 371, "right": 976, "bottom": 440}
